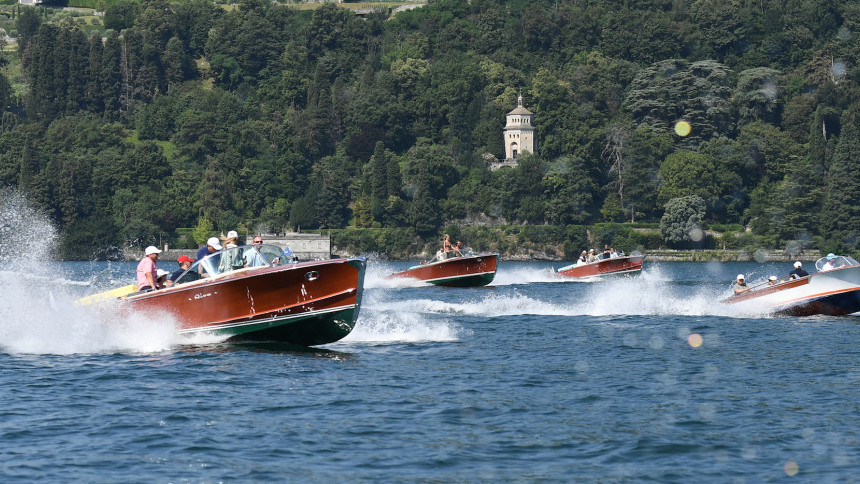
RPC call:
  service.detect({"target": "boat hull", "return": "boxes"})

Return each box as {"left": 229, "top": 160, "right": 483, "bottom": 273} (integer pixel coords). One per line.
{"left": 723, "top": 264, "right": 860, "bottom": 316}
{"left": 556, "top": 255, "right": 643, "bottom": 279}
{"left": 125, "top": 258, "right": 366, "bottom": 346}
{"left": 389, "top": 254, "right": 498, "bottom": 287}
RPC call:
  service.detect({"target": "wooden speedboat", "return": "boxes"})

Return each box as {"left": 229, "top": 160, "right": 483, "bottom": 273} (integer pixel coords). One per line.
{"left": 722, "top": 255, "right": 860, "bottom": 316}
{"left": 82, "top": 244, "right": 366, "bottom": 346}
{"left": 389, "top": 251, "right": 498, "bottom": 287}
{"left": 555, "top": 254, "right": 643, "bottom": 279}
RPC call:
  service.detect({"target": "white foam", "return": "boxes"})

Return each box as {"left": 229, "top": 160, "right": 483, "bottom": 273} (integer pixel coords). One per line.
{"left": 490, "top": 265, "right": 568, "bottom": 286}
{"left": 0, "top": 190, "right": 187, "bottom": 355}
{"left": 364, "top": 261, "right": 425, "bottom": 289}
{"left": 0, "top": 276, "right": 183, "bottom": 355}
{"left": 334, "top": 289, "right": 463, "bottom": 345}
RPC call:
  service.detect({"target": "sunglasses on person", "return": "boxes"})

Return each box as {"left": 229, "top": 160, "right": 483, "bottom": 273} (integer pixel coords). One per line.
{"left": 253, "top": 239, "right": 263, "bottom": 244}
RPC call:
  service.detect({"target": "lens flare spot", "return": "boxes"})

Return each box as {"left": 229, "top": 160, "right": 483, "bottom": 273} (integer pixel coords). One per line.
{"left": 784, "top": 461, "right": 799, "bottom": 476}
{"left": 831, "top": 61, "right": 847, "bottom": 78}
{"left": 674, "top": 120, "right": 691, "bottom": 137}
{"left": 688, "top": 227, "right": 704, "bottom": 242}
{"left": 687, "top": 333, "right": 703, "bottom": 347}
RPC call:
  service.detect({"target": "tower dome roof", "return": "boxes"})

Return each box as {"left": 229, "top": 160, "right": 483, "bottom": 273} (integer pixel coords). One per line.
{"left": 508, "top": 93, "right": 532, "bottom": 115}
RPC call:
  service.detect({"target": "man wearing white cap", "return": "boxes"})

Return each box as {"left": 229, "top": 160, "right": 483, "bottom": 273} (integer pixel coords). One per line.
{"left": 136, "top": 245, "right": 163, "bottom": 292}
{"left": 732, "top": 274, "right": 749, "bottom": 294}
{"left": 789, "top": 261, "right": 809, "bottom": 280}
{"left": 196, "top": 236, "right": 223, "bottom": 263}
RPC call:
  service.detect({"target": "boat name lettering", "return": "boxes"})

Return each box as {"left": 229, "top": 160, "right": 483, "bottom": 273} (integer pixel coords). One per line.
{"left": 194, "top": 292, "right": 213, "bottom": 300}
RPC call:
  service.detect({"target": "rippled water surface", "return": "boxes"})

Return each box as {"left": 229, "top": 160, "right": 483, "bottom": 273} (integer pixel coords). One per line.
{"left": 2, "top": 260, "right": 859, "bottom": 482}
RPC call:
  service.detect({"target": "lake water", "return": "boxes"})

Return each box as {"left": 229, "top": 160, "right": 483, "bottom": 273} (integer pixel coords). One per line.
{"left": 1, "top": 259, "right": 859, "bottom": 482}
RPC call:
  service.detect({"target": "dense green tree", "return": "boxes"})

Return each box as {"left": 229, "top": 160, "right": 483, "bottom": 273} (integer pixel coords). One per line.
{"left": 0, "top": 72, "right": 10, "bottom": 112}
{"left": 733, "top": 67, "right": 783, "bottom": 127}
{"left": 660, "top": 195, "right": 706, "bottom": 246}
{"left": 625, "top": 59, "right": 733, "bottom": 143}
{"left": 543, "top": 155, "right": 599, "bottom": 225}
{"left": 101, "top": 31, "right": 123, "bottom": 118}
{"left": 163, "top": 36, "right": 194, "bottom": 91}
{"left": 778, "top": 106, "right": 835, "bottom": 243}
{"left": 103, "top": 0, "right": 140, "bottom": 32}
{"left": 821, "top": 111, "right": 860, "bottom": 250}
{"left": 16, "top": 7, "right": 42, "bottom": 60}
{"left": 86, "top": 34, "right": 104, "bottom": 113}
{"left": 408, "top": 163, "right": 441, "bottom": 236}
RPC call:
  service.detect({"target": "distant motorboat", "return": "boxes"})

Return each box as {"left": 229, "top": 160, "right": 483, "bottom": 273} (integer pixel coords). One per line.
{"left": 555, "top": 253, "right": 644, "bottom": 279}
{"left": 388, "top": 251, "right": 498, "bottom": 287}
{"left": 79, "top": 244, "right": 366, "bottom": 346}
{"left": 722, "top": 255, "right": 860, "bottom": 316}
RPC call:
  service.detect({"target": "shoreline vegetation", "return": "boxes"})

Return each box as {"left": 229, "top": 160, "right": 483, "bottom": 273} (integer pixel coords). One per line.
{"left": 119, "top": 247, "right": 822, "bottom": 263}
{"left": 117, "top": 225, "right": 829, "bottom": 263}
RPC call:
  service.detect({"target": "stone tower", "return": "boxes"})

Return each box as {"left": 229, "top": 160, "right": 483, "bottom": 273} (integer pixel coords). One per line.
{"left": 494, "top": 93, "right": 535, "bottom": 170}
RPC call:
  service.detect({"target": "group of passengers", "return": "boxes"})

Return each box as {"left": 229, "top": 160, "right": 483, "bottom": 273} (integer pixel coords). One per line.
{"left": 732, "top": 260, "right": 812, "bottom": 295}
{"left": 575, "top": 245, "right": 621, "bottom": 266}
{"left": 433, "top": 234, "right": 468, "bottom": 262}
{"left": 136, "top": 232, "right": 281, "bottom": 292}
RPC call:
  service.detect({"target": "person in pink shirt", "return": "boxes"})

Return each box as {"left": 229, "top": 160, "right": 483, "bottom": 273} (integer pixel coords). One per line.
{"left": 137, "top": 246, "right": 163, "bottom": 292}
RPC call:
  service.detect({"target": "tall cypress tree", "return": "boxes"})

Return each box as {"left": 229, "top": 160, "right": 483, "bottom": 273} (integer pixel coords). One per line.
{"left": 779, "top": 107, "right": 834, "bottom": 243}
{"left": 101, "top": 31, "right": 123, "bottom": 118}
{"left": 53, "top": 26, "right": 71, "bottom": 112}
{"left": 86, "top": 34, "right": 104, "bottom": 113}
{"left": 65, "top": 27, "right": 90, "bottom": 113}
{"left": 821, "top": 110, "right": 860, "bottom": 249}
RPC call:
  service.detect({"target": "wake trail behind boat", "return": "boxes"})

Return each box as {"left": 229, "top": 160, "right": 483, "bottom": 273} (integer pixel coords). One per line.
{"left": 0, "top": 189, "right": 196, "bottom": 355}
{"left": 366, "top": 265, "right": 771, "bottom": 319}
{"left": 338, "top": 288, "right": 463, "bottom": 345}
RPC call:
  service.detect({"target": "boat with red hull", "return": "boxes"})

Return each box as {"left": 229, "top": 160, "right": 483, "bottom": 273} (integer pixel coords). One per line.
{"left": 389, "top": 252, "right": 498, "bottom": 287}
{"left": 555, "top": 255, "right": 644, "bottom": 279}
{"left": 722, "top": 255, "right": 860, "bottom": 316}
{"left": 84, "top": 244, "right": 366, "bottom": 346}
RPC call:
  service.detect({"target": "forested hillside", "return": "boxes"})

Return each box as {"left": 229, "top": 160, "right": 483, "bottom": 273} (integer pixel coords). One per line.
{"left": 0, "top": 0, "right": 858, "bottom": 259}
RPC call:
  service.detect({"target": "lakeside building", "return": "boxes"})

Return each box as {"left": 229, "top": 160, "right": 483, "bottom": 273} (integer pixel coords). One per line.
{"left": 245, "top": 232, "right": 330, "bottom": 261}
{"left": 490, "top": 94, "right": 535, "bottom": 171}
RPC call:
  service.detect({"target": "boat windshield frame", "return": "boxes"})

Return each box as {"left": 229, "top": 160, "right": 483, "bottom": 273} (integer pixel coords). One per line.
{"left": 814, "top": 255, "right": 859, "bottom": 272}
{"left": 430, "top": 249, "right": 469, "bottom": 264}
{"left": 174, "top": 244, "right": 295, "bottom": 284}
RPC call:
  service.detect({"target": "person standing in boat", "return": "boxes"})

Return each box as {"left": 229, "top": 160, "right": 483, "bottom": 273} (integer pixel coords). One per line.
{"left": 136, "top": 246, "right": 163, "bottom": 292}
{"left": 603, "top": 245, "right": 611, "bottom": 259}
{"left": 442, "top": 234, "right": 453, "bottom": 258}
{"left": 587, "top": 249, "right": 597, "bottom": 263}
{"left": 789, "top": 261, "right": 809, "bottom": 279}
{"left": 732, "top": 274, "right": 749, "bottom": 294}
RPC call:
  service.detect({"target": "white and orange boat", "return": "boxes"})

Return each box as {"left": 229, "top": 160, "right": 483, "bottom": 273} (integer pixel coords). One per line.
{"left": 722, "top": 255, "right": 860, "bottom": 316}
{"left": 80, "top": 244, "right": 366, "bottom": 346}
{"left": 555, "top": 253, "right": 644, "bottom": 279}
{"left": 389, "top": 251, "right": 498, "bottom": 287}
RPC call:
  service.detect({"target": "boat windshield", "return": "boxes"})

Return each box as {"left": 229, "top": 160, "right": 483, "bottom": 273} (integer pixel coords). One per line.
{"left": 814, "top": 255, "right": 859, "bottom": 272}
{"left": 430, "top": 249, "right": 465, "bottom": 264}
{"left": 174, "top": 244, "right": 294, "bottom": 284}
